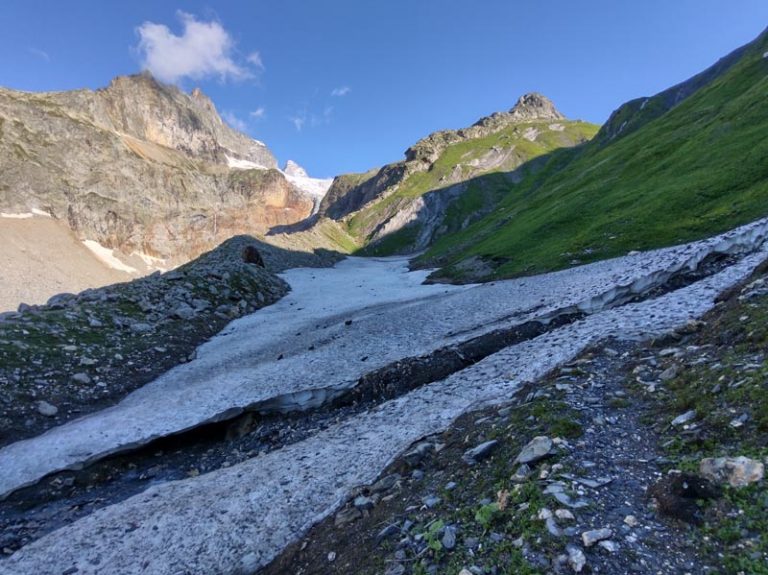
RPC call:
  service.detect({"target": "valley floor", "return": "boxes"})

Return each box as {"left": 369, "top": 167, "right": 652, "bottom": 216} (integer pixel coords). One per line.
{"left": 1, "top": 220, "right": 768, "bottom": 574}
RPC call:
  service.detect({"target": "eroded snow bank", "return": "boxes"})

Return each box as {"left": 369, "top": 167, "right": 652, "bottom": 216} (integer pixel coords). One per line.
{"left": 1, "top": 219, "right": 767, "bottom": 501}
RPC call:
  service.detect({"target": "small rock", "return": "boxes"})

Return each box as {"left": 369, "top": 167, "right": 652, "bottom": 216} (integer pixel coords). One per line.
{"left": 442, "top": 525, "right": 457, "bottom": 550}
{"left": 700, "top": 456, "right": 764, "bottom": 488}
{"left": 376, "top": 524, "right": 400, "bottom": 542}
{"left": 514, "top": 436, "right": 553, "bottom": 464}
{"left": 371, "top": 473, "right": 401, "bottom": 493}
{"left": 659, "top": 365, "right": 679, "bottom": 381}
{"left": 327, "top": 551, "right": 336, "bottom": 562}
{"left": 581, "top": 528, "right": 613, "bottom": 547}
{"left": 729, "top": 414, "right": 749, "bottom": 429}
{"left": 623, "top": 514, "right": 638, "bottom": 527}
{"left": 545, "top": 516, "right": 562, "bottom": 537}
{"left": 334, "top": 507, "right": 361, "bottom": 526}
{"left": 567, "top": 545, "right": 587, "bottom": 572}
{"left": 670, "top": 410, "right": 696, "bottom": 427}
{"left": 598, "top": 540, "right": 619, "bottom": 553}
{"left": 556, "top": 509, "right": 575, "bottom": 521}
{"left": 129, "top": 322, "right": 152, "bottom": 333}
{"left": 462, "top": 440, "right": 499, "bottom": 465}
{"left": 511, "top": 463, "right": 532, "bottom": 482}
{"left": 36, "top": 401, "right": 58, "bottom": 417}
{"left": 354, "top": 495, "right": 375, "bottom": 510}
{"left": 422, "top": 495, "right": 441, "bottom": 508}
{"left": 384, "top": 564, "right": 406, "bottom": 575}
{"left": 71, "top": 373, "right": 91, "bottom": 385}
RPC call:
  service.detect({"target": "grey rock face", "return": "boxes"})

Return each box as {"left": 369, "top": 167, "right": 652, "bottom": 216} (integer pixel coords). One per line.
{"left": 0, "top": 74, "right": 315, "bottom": 266}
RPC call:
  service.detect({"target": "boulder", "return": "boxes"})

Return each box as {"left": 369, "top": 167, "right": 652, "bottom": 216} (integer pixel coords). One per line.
{"left": 514, "top": 436, "right": 553, "bottom": 464}
{"left": 700, "top": 456, "right": 764, "bottom": 488}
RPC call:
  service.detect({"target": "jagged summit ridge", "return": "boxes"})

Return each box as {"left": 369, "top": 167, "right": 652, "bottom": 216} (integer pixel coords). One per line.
{"left": 508, "top": 92, "right": 565, "bottom": 121}
{"left": 406, "top": 93, "right": 567, "bottom": 165}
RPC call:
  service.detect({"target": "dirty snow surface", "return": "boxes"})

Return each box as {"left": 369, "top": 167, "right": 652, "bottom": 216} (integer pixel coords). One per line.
{"left": 2, "top": 219, "right": 768, "bottom": 574}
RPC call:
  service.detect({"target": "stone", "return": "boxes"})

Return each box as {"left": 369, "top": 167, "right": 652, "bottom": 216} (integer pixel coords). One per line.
{"left": 327, "top": 551, "right": 336, "bottom": 562}
{"left": 623, "top": 514, "right": 638, "bottom": 527}
{"left": 567, "top": 545, "right": 587, "bottom": 572}
{"left": 659, "top": 365, "right": 679, "bottom": 381}
{"left": 36, "top": 401, "right": 58, "bottom": 417}
{"left": 511, "top": 463, "right": 532, "bottom": 482}
{"left": 545, "top": 517, "right": 562, "bottom": 537}
{"left": 670, "top": 410, "right": 696, "bottom": 427}
{"left": 581, "top": 528, "right": 612, "bottom": 547}
{"left": 514, "top": 436, "right": 553, "bottom": 464}
{"left": 334, "top": 507, "right": 361, "bottom": 526}
{"left": 598, "top": 540, "right": 619, "bottom": 553}
{"left": 555, "top": 509, "right": 575, "bottom": 521}
{"left": 442, "top": 525, "right": 457, "bottom": 550}
{"left": 462, "top": 440, "right": 499, "bottom": 465}
{"left": 171, "top": 303, "right": 196, "bottom": 320}
{"left": 422, "top": 495, "right": 441, "bottom": 508}
{"left": 129, "top": 322, "right": 152, "bottom": 334}
{"left": 353, "top": 495, "right": 375, "bottom": 510}
{"left": 403, "top": 441, "right": 433, "bottom": 466}
{"left": 371, "top": 473, "right": 401, "bottom": 493}
{"left": 384, "top": 564, "right": 406, "bottom": 575}
{"left": 71, "top": 373, "right": 91, "bottom": 385}
{"left": 699, "top": 456, "right": 764, "bottom": 488}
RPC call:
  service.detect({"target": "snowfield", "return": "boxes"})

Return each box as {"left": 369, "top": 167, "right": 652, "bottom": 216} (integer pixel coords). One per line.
{"left": 2, "top": 218, "right": 768, "bottom": 574}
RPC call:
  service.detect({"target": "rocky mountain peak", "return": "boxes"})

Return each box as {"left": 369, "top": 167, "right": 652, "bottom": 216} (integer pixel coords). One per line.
{"left": 508, "top": 93, "right": 564, "bottom": 121}
{"left": 284, "top": 160, "right": 309, "bottom": 178}
{"left": 73, "top": 73, "right": 277, "bottom": 169}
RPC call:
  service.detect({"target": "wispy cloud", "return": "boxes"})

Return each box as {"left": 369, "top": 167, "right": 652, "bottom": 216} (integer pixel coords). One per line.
{"left": 331, "top": 86, "right": 351, "bottom": 97}
{"left": 28, "top": 47, "right": 50, "bottom": 62}
{"left": 250, "top": 107, "right": 266, "bottom": 120}
{"left": 246, "top": 52, "right": 264, "bottom": 70}
{"left": 135, "top": 11, "right": 261, "bottom": 84}
{"left": 289, "top": 110, "right": 307, "bottom": 132}
{"left": 221, "top": 110, "right": 248, "bottom": 132}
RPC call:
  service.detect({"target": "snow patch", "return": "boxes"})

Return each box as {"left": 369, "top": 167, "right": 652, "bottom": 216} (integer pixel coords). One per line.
{"left": 283, "top": 173, "right": 333, "bottom": 198}
{"left": 225, "top": 155, "right": 269, "bottom": 170}
{"left": 131, "top": 251, "right": 169, "bottom": 273}
{"left": 0, "top": 212, "right": 33, "bottom": 219}
{"left": 82, "top": 240, "right": 138, "bottom": 274}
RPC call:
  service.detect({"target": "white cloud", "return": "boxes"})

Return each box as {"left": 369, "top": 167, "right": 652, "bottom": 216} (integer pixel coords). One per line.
{"left": 136, "top": 12, "right": 260, "bottom": 84}
{"left": 221, "top": 110, "right": 248, "bottom": 132}
{"left": 246, "top": 52, "right": 264, "bottom": 70}
{"left": 28, "top": 47, "right": 50, "bottom": 62}
{"left": 331, "top": 86, "right": 351, "bottom": 97}
{"left": 250, "top": 107, "right": 266, "bottom": 120}
{"left": 289, "top": 112, "right": 307, "bottom": 132}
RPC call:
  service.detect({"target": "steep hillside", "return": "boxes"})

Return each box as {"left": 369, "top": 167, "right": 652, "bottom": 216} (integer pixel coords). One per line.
{"left": 0, "top": 74, "right": 318, "bottom": 268}
{"left": 418, "top": 27, "right": 768, "bottom": 282}
{"left": 310, "top": 94, "right": 598, "bottom": 255}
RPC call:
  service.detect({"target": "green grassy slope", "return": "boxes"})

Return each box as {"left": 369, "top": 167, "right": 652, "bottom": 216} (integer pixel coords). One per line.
{"left": 346, "top": 120, "right": 598, "bottom": 254}
{"left": 419, "top": 30, "right": 768, "bottom": 281}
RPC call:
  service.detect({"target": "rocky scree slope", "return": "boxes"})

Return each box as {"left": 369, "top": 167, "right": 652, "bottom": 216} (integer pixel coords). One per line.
{"left": 0, "top": 73, "right": 316, "bottom": 265}
{"left": 417, "top": 26, "right": 768, "bottom": 282}
{"left": 308, "top": 94, "right": 597, "bottom": 255}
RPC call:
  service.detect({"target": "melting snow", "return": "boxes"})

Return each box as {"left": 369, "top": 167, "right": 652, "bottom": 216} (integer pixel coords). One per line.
{"left": 82, "top": 240, "right": 138, "bottom": 274}
{"left": 225, "top": 155, "right": 269, "bottom": 170}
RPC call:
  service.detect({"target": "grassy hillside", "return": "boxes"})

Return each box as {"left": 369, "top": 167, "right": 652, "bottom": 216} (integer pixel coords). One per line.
{"left": 418, "top": 30, "right": 768, "bottom": 281}
{"left": 345, "top": 119, "right": 598, "bottom": 254}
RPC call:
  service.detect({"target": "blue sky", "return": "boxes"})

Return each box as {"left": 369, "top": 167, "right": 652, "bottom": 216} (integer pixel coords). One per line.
{"left": 1, "top": 1, "right": 767, "bottom": 177}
